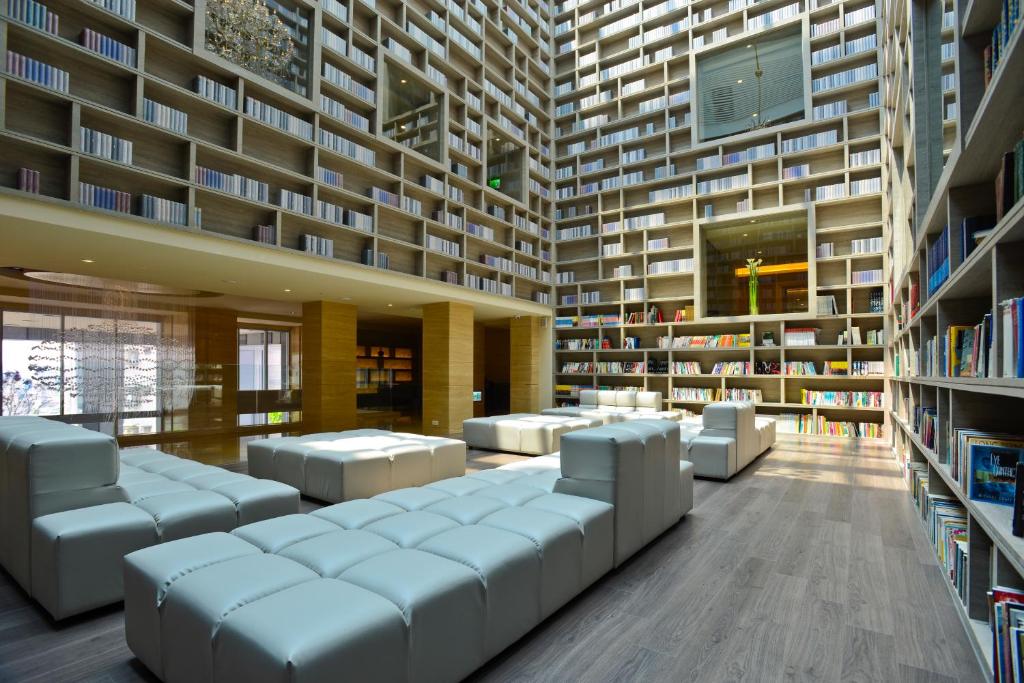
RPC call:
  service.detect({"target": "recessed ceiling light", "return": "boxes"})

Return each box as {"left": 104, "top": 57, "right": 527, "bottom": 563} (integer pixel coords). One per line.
{"left": 223, "top": 279, "right": 237, "bottom": 284}
{"left": 743, "top": 233, "right": 748, "bottom": 237}
{"left": 737, "top": 79, "right": 743, "bottom": 84}
{"left": 401, "top": 79, "right": 407, "bottom": 84}
{"left": 284, "top": 288, "right": 292, "bottom": 293}
{"left": 343, "top": 297, "right": 352, "bottom": 301}
{"left": 81, "top": 258, "right": 95, "bottom": 263}
{"left": 387, "top": 303, "right": 393, "bottom": 307}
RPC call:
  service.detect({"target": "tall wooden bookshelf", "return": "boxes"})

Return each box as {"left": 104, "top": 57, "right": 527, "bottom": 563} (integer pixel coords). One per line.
{"left": 884, "top": 0, "right": 1024, "bottom": 674}
{"left": 0, "top": 0, "right": 556, "bottom": 305}
{"left": 551, "top": 0, "right": 890, "bottom": 439}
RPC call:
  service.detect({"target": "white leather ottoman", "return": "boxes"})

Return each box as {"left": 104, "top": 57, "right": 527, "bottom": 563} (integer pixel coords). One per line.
{"left": 31, "top": 502, "right": 157, "bottom": 618}
{"left": 462, "top": 414, "right": 602, "bottom": 455}
{"left": 247, "top": 430, "right": 467, "bottom": 503}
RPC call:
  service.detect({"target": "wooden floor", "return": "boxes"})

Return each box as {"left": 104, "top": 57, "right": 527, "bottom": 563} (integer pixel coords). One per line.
{"left": 0, "top": 437, "right": 986, "bottom": 682}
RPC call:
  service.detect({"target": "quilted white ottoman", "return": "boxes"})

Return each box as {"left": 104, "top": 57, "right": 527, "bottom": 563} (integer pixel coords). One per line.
{"left": 0, "top": 416, "right": 301, "bottom": 619}
{"left": 462, "top": 414, "right": 602, "bottom": 455}
{"left": 247, "top": 430, "right": 467, "bottom": 503}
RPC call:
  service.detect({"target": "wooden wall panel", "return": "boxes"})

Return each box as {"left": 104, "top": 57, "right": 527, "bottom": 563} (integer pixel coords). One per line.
{"left": 422, "top": 302, "right": 474, "bottom": 435}
{"left": 302, "top": 301, "right": 357, "bottom": 433}
{"left": 510, "top": 316, "right": 542, "bottom": 413}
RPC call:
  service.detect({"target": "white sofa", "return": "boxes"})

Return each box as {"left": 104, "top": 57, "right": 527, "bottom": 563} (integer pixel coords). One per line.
{"left": 462, "top": 413, "right": 602, "bottom": 455}
{"left": 247, "top": 430, "right": 466, "bottom": 503}
{"left": 542, "top": 390, "right": 682, "bottom": 423}
{"left": 123, "top": 420, "right": 694, "bottom": 683}
{"left": 681, "top": 402, "right": 776, "bottom": 479}
{"left": 0, "top": 416, "right": 299, "bottom": 619}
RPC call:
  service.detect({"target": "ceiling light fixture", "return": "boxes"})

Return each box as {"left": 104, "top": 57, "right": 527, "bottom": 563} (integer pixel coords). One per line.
{"left": 387, "top": 303, "right": 393, "bottom": 307}
{"left": 81, "top": 258, "right": 95, "bottom": 263}
{"left": 284, "top": 288, "right": 292, "bottom": 293}
{"left": 737, "top": 79, "right": 743, "bottom": 84}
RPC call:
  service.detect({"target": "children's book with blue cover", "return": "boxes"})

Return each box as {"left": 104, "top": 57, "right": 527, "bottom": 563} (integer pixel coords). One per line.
{"left": 969, "top": 441, "right": 1024, "bottom": 506}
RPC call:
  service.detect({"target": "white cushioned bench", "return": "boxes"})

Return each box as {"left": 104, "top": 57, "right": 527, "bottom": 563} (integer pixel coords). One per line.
{"left": 542, "top": 389, "right": 682, "bottom": 424}
{"left": 0, "top": 416, "right": 299, "bottom": 619}
{"left": 462, "top": 413, "right": 601, "bottom": 455}
{"left": 123, "top": 420, "right": 694, "bottom": 683}
{"left": 247, "top": 430, "right": 466, "bottom": 503}
{"left": 680, "top": 401, "right": 777, "bottom": 479}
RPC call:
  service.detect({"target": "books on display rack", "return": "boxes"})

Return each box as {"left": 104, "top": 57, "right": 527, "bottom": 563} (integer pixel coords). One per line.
{"left": 17, "top": 168, "right": 40, "bottom": 193}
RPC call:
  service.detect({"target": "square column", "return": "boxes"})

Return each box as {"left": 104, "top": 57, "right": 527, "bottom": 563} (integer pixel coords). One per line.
{"left": 302, "top": 301, "right": 357, "bottom": 433}
{"left": 510, "top": 316, "right": 542, "bottom": 413}
{"left": 422, "top": 302, "right": 474, "bottom": 435}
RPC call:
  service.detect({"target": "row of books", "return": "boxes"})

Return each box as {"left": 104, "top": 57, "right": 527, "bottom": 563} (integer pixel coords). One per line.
{"left": 669, "top": 388, "right": 763, "bottom": 402}
{"left": 195, "top": 167, "right": 268, "bottom": 203}
{"left": 912, "top": 480, "right": 967, "bottom": 608}
{"left": 7, "top": 0, "right": 59, "bottom": 34}
{"left": 425, "top": 234, "right": 460, "bottom": 257}
{"left": 465, "top": 274, "right": 513, "bottom": 296}
{"left": 252, "top": 224, "right": 276, "bottom": 245}
{"left": 800, "top": 389, "right": 883, "bottom": 407}
{"left": 79, "top": 181, "right": 131, "bottom": 213}
{"left": 6, "top": 51, "right": 69, "bottom": 93}
{"left": 928, "top": 225, "right": 951, "bottom": 295}
{"left": 1003, "top": 298, "right": 1024, "bottom": 378}
{"left": 996, "top": 135, "right": 1024, "bottom": 222}
{"left": 983, "top": 0, "right": 1021, "bottom": 84}
{"left": 80, "top": 28, "right": 135, "bottom": 67}
{"left": 16, "top": 167, "right": 40, "bottom": 193}
{"left": 246, "top": 97, "right": 313, "bottom": 140}
{"left": 280, "top": 189, "right": 313, "bottom": 215}
{"left": 710, "top": 361, "right": 751, "bottom": 375}
{"left": 316, "top": 201, "right": 373, "bottom": 232}
{"left": 852, "top": 269, "right": 883, "bottom": 284}
{"left": 142, "top": 99, "right": 188, "bottom": 135}
{"left": 361, "top": 248, "right": 390, "bottom": 269}
{"left": 319, "top": 129, "right": 376, "bottom": 165}
{"left": 914, "top": 406, "right": 937, "bottom": 450}
{"left": 88, "top": 0, "right": 134, "bottom": 20}
{"left": 944, "top": 316, "right": 996, "bottom": 378}
{"left": 79, "top": 126, "right": 131, "bottom": 164}
{"left": 195, "top": 75, "right": 236, "bottom": 109}
{"left": 302, "top": 235, "right": 334, "bottom": 257}
{"left": 320, "top": 94, "right": 370, "bottom": 132}
{"left": 836, "top": 327, "right": 883, "bottom": 345}
{"left": 139, "top": 194, "right": 190, "bottom": 226}
{"left": 658, "top": 334, "right": 752, "bottom": 348}
{"left": 672, "top": 361, "right": 703, "bottom": 375}
{"left": 777, "top": 414, "right": 882, "bottom": 438}
{"left": 554, "top": 338, "right": 599, "bottom": 350}
{"left": 647, "top": 258, "right": 693, "bottom": 275}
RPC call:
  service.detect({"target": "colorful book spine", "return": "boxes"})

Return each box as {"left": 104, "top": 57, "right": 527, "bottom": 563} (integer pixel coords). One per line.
{"left": 142, "top": 99, "right": 188, "bottom": 134}
{"left": 6, "top": 51, "right": 70, "bottom": 92}
{"left": 80, "top": 28, "right": 136, "bottom": 67}
{"left": 79, "top": 181, "right": 131, "bottom": 213}
{"left": 17, "top": 167, "right": 40, "bottom": 193}
{"left": 139, "top": 194, "right": 188, "bottom": 225}
{"left": 7, "top": 0, "right": 59, "bottom": 33}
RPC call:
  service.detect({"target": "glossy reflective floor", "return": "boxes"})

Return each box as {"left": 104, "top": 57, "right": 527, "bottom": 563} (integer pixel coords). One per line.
{"left": 0, "top": 437, "right": 985, "bottom": 682}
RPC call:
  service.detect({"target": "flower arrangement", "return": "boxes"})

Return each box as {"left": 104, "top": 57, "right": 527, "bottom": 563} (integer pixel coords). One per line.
{"left": 746, "top": 257, "right": 763, "bottom": 315}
